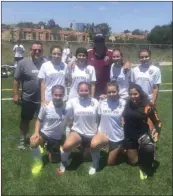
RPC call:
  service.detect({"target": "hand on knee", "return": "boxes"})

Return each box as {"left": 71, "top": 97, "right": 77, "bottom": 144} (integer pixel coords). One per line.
{"left": 30, "top": 134, "right": 40, "bottom": 148}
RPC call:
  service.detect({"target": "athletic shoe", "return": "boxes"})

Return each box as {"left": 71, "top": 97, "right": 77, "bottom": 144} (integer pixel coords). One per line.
{"left": 139, "top": 169, "right": 148, "bottom": 180}
{"left": 88, "top": 167, "right": 97, "bottom": 175}
{"left": 31, "top": 159, "right": 43, "bottom": 176}
{"left": 18, "top": 139, "right": 26, "bottom": 150}
{"left": 57, "top": 159, "right": 72, "bottom": 174}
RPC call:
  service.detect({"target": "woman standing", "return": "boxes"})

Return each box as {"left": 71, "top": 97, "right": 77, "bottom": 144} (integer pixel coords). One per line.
{"left": 59, "top": 82, "right": 99, "bottom": 175}
{"left": 91, "top": 81, "right": 126, "bottom": 165}
{"left": 123, "top": 83, "right": 162, "bottom": 180}
{"left": 38, "top": 45, "right": 68, "bottom": 104}
{"left": 68, "top": 47, "right": 96, "bottom": 99}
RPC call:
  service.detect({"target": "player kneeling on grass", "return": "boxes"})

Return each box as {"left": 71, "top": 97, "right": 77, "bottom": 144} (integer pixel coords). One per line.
{"left": 122, "top": 83, "right": 162, "bottom": 180}
{"left": 59, "top": 82, "right": 99, "bottom": 175}
{"left": 90, "top": 82, "right": 126, "bottom": 165}
{"left": 30, "top": 85, "right": 68, "bottom": 174}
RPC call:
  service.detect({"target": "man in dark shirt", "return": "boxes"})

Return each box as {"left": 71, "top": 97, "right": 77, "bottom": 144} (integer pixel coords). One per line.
{"left": 13, "top": 41, "right": 46, "bottom": 150}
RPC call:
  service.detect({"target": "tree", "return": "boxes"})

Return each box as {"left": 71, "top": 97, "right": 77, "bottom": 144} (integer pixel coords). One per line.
{"left": 94, "top": 23, "right": 111, "bottom": 37}
{"left": 70, "top": 23, "right": 73, "bottom": 29}
{"left": 37, "top": 21, "right": 46, "bottom": 29}
{"left": 124, "top": 30, "right": 131, "bottom": 34}
{"left": 147, "top": 22, "right": 172, "bottom": 44}
{"left": 132, "top": 29, "right": 142, "bottom": 35}
{"left": 47, "top": 19, "right": 56, "bottom": 29}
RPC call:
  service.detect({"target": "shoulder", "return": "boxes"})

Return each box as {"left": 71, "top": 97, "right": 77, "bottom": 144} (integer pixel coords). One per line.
{"left": 91, "top": 97, "right": 99, "bottom": 105}
{"left": 119, "top": 98, "right": 127, "bottom": 107}
{"left": 87, "top": 48, "right": 93, "bottom": 52}
{"left": 19, "top": 57, "right": 31, "bottom": 66}
{"left": 149, "top": 64, "right": 161, "bottom": 73}
{"left": 41, "top": 60, "right": 52, "bottom": 68}
{"left": 86, "top": 64, "right": 95, "bottom": 70}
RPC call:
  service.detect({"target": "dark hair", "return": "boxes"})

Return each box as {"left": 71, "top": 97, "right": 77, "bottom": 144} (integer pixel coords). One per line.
{"left": 128, "top": 83, "right": 149, "bottom": 104}
{"left": 106, "top": 81, "right": 119, "bottom": 92}
{"left": 113, "top": 48, "right": 123, "bottom": 58}
{"left": 50, "top": 45, "right": 63, "bottom": 54}
{"left": 77, "top": 81, "right": 91, "bottom": 91}
{"left": 51, "top": 85, "right": 65, "bottom": 95}
{"left": 75, "top": 47, "right": 88, "bottom": 57}
{"left": 32, "top": 41, "right": 43, "bottom": 47}
{"left": 139, "top": 48, "right": 151, "bottom": 57}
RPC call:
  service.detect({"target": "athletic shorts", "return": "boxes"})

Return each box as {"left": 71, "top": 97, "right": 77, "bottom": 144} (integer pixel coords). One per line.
{"left": 123, "top": 138, "right": 139, "bottom": 150}
{"left": 109, "top": 140, "right": 124, "bottom": 151}
{"left": 40, "top": 131, "right": 65, "bottom": 153}
{"left": 71, "top": 130, "right": 93, "bottom": 148}
{"left": 21, "top": 99, "right": 40, "bottom": 120}
{"left": 14, "top": 57, "right": 23, "bottom": 62}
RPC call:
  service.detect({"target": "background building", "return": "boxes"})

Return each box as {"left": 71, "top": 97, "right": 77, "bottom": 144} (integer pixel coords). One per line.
{"left": 72, "top": 22, "right": 85, "bottom": 32}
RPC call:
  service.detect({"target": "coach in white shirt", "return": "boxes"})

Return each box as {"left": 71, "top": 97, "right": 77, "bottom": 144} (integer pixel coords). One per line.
{"left": 38, "top": 45, "right": 68, "bottom": 103}
{"left": 13, "top": 40, "right": 25, "bottom": 64}
{"left": 59, "top": 82, "right": 100, "bottom": 175}
{"left": 131, "top": 48, "right": 161, "bottom": 105}
{"left": 91, "top": 81, "right": 126, "bottom": 165}
{"left": 68, "top": 47, "right": 96, "bottom": 99}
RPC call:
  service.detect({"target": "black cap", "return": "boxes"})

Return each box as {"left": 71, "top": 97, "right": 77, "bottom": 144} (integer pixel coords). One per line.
{"left": 93, "top": 33, "right": 105, "bottom": 42}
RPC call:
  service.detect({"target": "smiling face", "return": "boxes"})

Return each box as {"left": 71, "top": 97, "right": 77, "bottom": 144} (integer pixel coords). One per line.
{"left": 107, "top": 84, "right": 119, "bottom": 100}
{"left": 139, "top": 51, "right": 150, "bottom": 65}
{"left": 78, "top": 83, "right": 90, "bottom": 99}
{"left": 76, "top": 52, "right": 87, "bottom": 65}
{"left": 129, "top": 88, "right": 141, "bottom": 104}
{"left": 51, "top": 47, "right": 62, "bottom": 64}
{"left": 30, "top": 44, "right": 43, "bottom": 60}
{"left": 52, "top": 88, "right": 64, "bottom": 107}
{"left": 112, "top": 50, "right": 123, "bottom": 66}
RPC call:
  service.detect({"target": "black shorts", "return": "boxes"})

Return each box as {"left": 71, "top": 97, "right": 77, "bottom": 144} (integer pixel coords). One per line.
{"left": 21, "top": 99, "right": 40, "bottom": 120}
{"left": 123, "top": 138, "right": 139, "bottom": 150}
{"left": 14, "top": 57, "right": 23, "bottom": 62}
{"left": 109, "top": 140, "right": 124, "bottom": 151}
{"left": 40, "top": 131, "right": 65, "bottom": 153}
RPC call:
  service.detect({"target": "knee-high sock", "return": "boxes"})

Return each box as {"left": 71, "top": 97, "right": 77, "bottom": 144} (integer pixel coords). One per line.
{"left": 60, "top": 149, "right": 71, "bottom": 165}
{"left": 90, "top": 150, "right": 100, "bottom": 169}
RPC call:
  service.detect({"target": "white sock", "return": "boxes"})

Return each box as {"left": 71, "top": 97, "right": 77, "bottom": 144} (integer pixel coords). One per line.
{"left": 89, "top": 151, "right": 100, "bottom": 175}
{"left": 59, "top": 148, "right": 71, "bottom": 172}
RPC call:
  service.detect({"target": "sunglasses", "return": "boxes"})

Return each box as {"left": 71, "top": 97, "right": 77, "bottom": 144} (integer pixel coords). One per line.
{"left": 140, "top": 56, "right": 149, "bottom": 59}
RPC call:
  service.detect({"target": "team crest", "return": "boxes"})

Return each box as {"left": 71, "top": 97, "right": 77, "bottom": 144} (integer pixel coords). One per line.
{"left": 148, "top": 69, "right": 154, "bottom": 75}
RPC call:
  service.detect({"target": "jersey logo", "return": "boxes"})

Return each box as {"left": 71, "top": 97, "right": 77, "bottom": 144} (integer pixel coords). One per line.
{"left": 148, "top": 69, "right": 154, "bottom": 75}
{"left": 85, "top": 69, "right": 90, "bottom": 75}
{"left": 90, "top": 101, "right": 95, "bottom": 107}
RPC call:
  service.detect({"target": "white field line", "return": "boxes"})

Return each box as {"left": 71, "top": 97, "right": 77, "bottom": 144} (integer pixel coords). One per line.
{"left": 1, "top": 89, "right": 172, "bottom": 101}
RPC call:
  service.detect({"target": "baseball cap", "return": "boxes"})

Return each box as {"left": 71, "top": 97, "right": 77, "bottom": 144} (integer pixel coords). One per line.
{"left": 93, "top": 33, "right": 105, "bottom": 42}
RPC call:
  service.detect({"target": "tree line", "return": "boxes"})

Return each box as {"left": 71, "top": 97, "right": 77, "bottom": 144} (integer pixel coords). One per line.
{"left": 2, "top": 19, "right": 172, "bottom": 44}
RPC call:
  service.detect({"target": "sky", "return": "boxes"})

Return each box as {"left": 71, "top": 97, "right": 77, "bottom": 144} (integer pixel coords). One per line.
{"left": 1, "top": 1, "right": 172, "bottom": 33}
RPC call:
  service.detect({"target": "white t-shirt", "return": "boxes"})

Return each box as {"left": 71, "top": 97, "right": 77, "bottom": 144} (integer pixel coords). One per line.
{"left": 37, "top": 60, "right": 68, "bottom": 101}
{"left": 62, "top": 48, "right": 71, "bottom": 63}
{"left": 131, "top": 64, "right": 161, "bottom": 100}
{"left": 38, "top": 101, "right": 67, "bottom": 140}
{"left": 66, "top": 97, "right": 99, "bottom": 137}
{"left": 68, "top": 64, "right": 96, "bottom": 99}
{"left": 13, "top": 44, "right": 25, "bottom": 58}
{"left": 98, "top": 98, "right": 126, "bottom": 142}
{"left": 110, "top": 64, "right": 131, "bottom": 100}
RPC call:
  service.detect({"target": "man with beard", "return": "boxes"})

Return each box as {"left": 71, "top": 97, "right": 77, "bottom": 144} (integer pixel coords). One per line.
{"left": 13, "top": 41, "right": 46, "bottom": 150}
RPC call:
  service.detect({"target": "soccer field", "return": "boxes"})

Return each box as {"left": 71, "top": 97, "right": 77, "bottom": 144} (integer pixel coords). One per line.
{"left": 2, "top": 66, "right": 172, "bottom": 195}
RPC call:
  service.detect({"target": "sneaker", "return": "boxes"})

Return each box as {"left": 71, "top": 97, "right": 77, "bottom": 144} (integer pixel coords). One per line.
{"left": 18, "top": 139, "right": 26, "bottom": 150}
{"left": 57, "top": 159, "right": 72, "bottom": 174}
{"left": 139, "top": 169, "right": 148, "bottom": 180}
{"left": 88, "top": 166, "right": 97, "bottom": 175}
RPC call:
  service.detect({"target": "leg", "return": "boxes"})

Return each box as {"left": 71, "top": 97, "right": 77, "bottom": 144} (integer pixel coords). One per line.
{"left": 107, "top": 141, "right": 124, "bottom": 165}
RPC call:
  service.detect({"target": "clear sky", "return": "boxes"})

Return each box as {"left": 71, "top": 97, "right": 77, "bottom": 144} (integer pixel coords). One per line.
{"left": 2, "top": 1, "right": 172, "bottom": 33}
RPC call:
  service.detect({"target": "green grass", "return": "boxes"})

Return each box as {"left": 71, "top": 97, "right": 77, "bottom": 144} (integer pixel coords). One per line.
{"left": 2, "top": 66, "right": 172, "bottom": 195}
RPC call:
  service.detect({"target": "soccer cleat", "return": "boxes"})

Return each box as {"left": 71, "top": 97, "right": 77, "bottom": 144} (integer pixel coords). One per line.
{"left": 18, "top": 139, "right": 26, "bottom": 150}
{"left": 31, "top": 160, "right": 43, "bottom": 176}
{"left": 57, "top": 159, "right": 72, "bottom": 175}
{"left": 139, "top": 169, "right": 148, "bottom": 180}
{"left": 88, "top": 167, "right": 97, "bottom": 175}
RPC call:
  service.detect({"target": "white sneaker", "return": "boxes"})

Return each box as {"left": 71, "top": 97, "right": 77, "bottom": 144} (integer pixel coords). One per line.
{"left": 57, "top": 159, "right": 72, "bottom": 174}
{"left": 88, "top": 166, "right": 97, "bottom": 175}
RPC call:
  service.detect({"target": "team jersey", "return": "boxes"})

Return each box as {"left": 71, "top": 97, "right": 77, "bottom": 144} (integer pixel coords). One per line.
{"left": 123, "top": 101, "right": 162, "bottom": 139}
{"left": 68, "top": 64, "right": 96, "bottom": 99}
{"left": 13, "top": 44, "right": 25, "bottom": 58}
{"left": 38, "top": 101, "right": 67, "bottom": 140}
{"left": 98, "top": 98, "right": 126, "bottom": 142}
{"left": 87, "top": 48, "right": 113, "bottom": 96}
{"left": 66, "top": 97, "right": 99, "bottom": 137}
{"left": 131, "top": 64, "right": 161, "bottom": 100}
{"left": 37, "top": 60, "right": 68, "bottom": 101}
{"left": 110, "top": 64, "right": 131, "bottom": 100}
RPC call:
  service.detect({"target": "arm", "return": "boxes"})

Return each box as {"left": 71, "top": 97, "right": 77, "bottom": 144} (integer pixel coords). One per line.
{"left": 91, "top": 82, "right": 96, "bottom": 97}
{"left": 40, "top": 79, "right": 46, "bottom": 103}
{"left": 13, "top": 45, "right": 16, "bottom": 52}
{"left": 152, "top": 84, "right": 159, "bottom": 105}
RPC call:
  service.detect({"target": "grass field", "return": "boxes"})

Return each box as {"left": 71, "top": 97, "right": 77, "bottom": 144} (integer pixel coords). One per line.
{"left": 2, "top": 66, "right": 172, "bottom": 195}
{"left": 2, "top": 41, "right": 172, "bottom": 65}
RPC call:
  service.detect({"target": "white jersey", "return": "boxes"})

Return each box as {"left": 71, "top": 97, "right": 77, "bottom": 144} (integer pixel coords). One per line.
{"left": 38, "top": 101, "right": 67, "bottom": 140}
{"left": 13, "top": 44, "right": 25, "bottom": 57}
{"left": 38, "top": 60, "right": 68, "bottom": 101}
{"left": 62, "top": 48, "right": 71, "bottom": 63}
{"left": 66, "top": 97, "right": 99, "bottom": 137}
{"left": 68, "top": 64, "right": 96, "bottom": 99}
{"left": 131, "top": 64, "right": 161, "bottom": 100}
{"left": 98, "top": 98, "right": 126, "bottom": 142}
{"left": 110, "top": 64, "right": 131, "bottom": 100}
